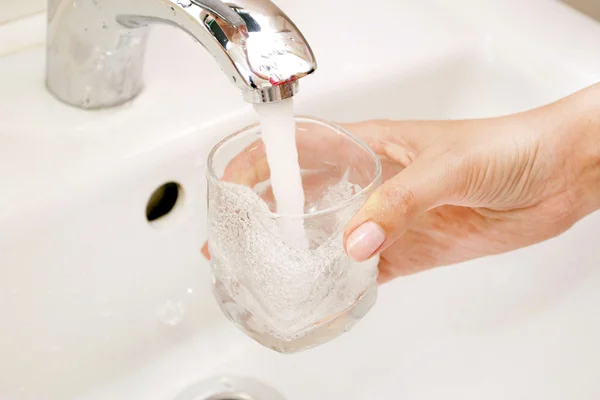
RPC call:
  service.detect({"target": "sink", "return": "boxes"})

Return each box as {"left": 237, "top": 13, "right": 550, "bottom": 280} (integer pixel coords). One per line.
{"left": 1, "top": 1, "right": 600, "bottom": 399}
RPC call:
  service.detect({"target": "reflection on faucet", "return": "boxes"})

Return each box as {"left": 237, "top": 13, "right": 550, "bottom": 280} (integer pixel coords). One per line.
{"left": 46, "top": 0, "right": 317, "bottom": 109}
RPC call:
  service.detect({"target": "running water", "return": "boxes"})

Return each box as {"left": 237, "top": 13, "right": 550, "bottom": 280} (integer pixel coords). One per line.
{"left": 208, "top": 108, "right": 379, "bottom": 351}
{"left": 253, "top": 98, "right": 307, "bottom": 248}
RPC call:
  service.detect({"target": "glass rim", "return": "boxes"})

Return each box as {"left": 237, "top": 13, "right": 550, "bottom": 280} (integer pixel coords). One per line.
{"left": 206, "top": 115, "right": 382, "bottom": 219}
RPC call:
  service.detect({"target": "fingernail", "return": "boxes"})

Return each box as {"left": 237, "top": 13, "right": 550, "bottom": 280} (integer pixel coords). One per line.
{"left": 346, "top": 221, "right": 386, "bottom": 262}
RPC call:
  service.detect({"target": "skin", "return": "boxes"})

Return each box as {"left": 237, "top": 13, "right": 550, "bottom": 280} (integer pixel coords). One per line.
{"left": 203, "top": 83, "right": 600, "bottom": 284}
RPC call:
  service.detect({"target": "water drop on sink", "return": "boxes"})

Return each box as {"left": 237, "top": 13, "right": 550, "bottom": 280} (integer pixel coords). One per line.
{"left": 176, "top": 0, "right": 192, "bottom": 7}
{"left": 158, "top": 300, "right": 185, "bottom": 326}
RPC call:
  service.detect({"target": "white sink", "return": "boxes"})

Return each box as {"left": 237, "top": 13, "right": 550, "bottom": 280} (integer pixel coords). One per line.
{"left": 1, "top": 1, "right": 600, "bottom": 399}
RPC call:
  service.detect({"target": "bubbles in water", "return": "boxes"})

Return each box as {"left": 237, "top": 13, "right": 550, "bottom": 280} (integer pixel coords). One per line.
{"left": 209, "top": 180, "right": 374, "bottom": 338}
{"left": 307, "top": 169, "right": 361, "bottom": 213}
{"left": 158, "top": 300, "right": 186, "bottom": 326}
{"left": 176, "top": 0, "right": 193, "bottom": 7}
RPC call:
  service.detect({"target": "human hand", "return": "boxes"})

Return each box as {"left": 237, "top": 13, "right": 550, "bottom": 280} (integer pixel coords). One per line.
{"left": 343, "top": 84, "right": 600, "bottom": 283}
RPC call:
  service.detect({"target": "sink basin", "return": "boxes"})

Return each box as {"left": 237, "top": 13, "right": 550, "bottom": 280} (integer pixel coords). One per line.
{"left": 1, "top": 1, "right": 600, "bottom": 399}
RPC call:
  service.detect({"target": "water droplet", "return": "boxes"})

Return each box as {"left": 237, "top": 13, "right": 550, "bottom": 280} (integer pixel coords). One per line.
{"left": 187, "top": 288, "right": 194, "bottom": 294}
{"left": 158, "top": 301, "right": 185, "bottom": 326}
{"left": 176, "top": 0, "right": 193, "bottom": 7}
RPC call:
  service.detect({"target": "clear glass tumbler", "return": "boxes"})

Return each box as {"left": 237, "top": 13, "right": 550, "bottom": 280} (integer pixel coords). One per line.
{"left": 206, "top": 116, "right": 382, "bottom": 353}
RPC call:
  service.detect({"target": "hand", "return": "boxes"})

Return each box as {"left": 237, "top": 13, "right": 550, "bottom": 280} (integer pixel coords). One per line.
{"left": 343, "top": 84, "right": 600, "bottom": 283}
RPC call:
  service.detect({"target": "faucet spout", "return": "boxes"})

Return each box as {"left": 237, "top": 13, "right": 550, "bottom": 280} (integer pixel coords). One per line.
{"left": 46, "top": 0, "right": 317, "bottom": 109}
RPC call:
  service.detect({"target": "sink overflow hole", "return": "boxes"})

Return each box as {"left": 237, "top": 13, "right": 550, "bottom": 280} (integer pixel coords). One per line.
{"left": 146, "top": 182, "right": 182, "bottom": 223}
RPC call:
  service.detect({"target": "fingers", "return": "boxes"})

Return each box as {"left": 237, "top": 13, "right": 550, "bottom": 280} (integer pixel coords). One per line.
{"left": 344, "top": 155, "right": 455, "bottom": 262}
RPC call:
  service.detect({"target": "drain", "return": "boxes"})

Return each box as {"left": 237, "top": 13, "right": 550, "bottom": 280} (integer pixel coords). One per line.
{"left": 174, "top": 376, "right": 285, "bottom": 400}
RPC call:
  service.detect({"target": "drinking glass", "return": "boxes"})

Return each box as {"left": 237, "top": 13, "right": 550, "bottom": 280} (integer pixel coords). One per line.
{"left": 206, "top": 116, "right": 382, "bottom": 353}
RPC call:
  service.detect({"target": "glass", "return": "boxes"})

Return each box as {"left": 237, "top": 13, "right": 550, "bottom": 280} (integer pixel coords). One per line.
{"left": 206, "top": 116, "right": 382, "bottom": 353}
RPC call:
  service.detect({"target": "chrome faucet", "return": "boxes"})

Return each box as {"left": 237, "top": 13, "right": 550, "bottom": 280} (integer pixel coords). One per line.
{"left": 46, "top": 0, "right": 317, "bottom": 109}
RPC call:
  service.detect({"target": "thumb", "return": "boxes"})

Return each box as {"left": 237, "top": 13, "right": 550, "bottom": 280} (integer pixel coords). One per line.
{"left": 344, "top": 156, "right": 453, "bottom": 262}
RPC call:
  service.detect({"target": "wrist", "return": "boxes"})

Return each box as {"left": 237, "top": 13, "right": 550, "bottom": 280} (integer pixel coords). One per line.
{"left": 568, "top": 84, "right": 600, "bottom": 217}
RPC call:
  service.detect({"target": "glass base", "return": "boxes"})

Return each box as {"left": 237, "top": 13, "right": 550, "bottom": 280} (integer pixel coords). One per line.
{"left": 212, "top": 279, "right": 377, "bottom": 354}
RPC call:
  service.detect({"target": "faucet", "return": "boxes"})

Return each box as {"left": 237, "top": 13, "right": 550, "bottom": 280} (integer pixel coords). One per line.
{"left": 46, "top": 0, "right": 317, "bottom": 109}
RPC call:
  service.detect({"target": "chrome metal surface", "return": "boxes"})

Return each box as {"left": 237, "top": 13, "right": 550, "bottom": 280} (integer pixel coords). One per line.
{"left": 243, "top": 81, "right": 299, "bottom": 103}
{"left": 46, "top": 0, "right": 316, "bottom": 108}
